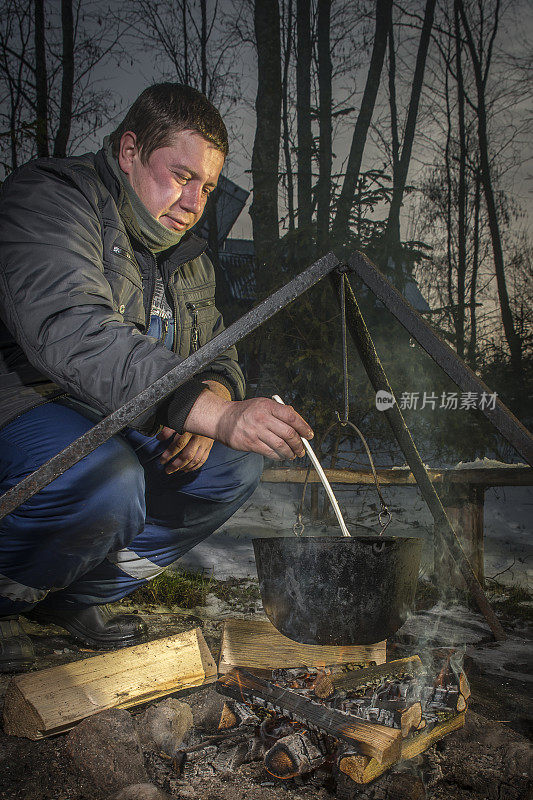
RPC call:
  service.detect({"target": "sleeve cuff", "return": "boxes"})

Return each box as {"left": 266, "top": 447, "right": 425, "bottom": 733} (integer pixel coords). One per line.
{"left": 156, "top": 378, "right": 207, "bottom": 433}
{"left": 197, "top": 371, "right": 236, "bottom": 400}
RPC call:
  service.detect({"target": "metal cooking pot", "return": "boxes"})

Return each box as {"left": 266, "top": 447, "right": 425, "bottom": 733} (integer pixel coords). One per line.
{"left": 253, "top": 534, "right": 422, "bottom": 645}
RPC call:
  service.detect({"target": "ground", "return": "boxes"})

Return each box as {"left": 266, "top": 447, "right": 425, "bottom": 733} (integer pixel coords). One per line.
{"left": 0, "top": 575, "right": 531, "bottom": 800}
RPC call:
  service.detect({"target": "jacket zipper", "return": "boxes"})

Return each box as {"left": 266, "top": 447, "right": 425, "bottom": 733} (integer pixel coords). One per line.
{"left": 186, "top": 299, "right": 214, "bottom": 352}
{"left": 145, "top": 252, "right": 157, "bottom": 333}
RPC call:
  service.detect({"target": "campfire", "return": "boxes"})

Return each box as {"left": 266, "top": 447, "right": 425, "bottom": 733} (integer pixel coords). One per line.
{"left": 213, "top": 654, "right": 470, "bottom": 787}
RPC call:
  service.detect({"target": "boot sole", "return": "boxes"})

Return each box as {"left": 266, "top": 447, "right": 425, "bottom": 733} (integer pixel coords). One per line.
{"left": 26, "top": 612, "right": 146, "bottom": 650}
{"left": 0, "top": 656, "right": 36, "bottom": 673}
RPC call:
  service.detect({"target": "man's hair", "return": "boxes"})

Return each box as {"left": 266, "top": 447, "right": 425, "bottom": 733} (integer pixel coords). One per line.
{"left": 109, "top": 83, "right": 228, "bottom": 162}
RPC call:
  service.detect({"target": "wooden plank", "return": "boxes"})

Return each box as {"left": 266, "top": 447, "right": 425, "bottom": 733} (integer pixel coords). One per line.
{"left": 3, "top": 628, "right": 216, "bottom": 740}
{"left": 340, "top": 712, "right": 466, "bottom": 784}
{"left": 262, "top": 466, "right": 532, "bottom": 487}
{"left": 218, "top": 618, "right": 386, "bottom": 674}
{"left": 262, "top": 467, "right": 434, "bottom": 486}
{"left": 217, "top": 668, "right": 401, "bottom": 764}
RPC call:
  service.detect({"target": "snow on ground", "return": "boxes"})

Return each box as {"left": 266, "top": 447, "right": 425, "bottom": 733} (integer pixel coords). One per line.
{"left": 178, "top": 469, "right": 532, "bottom": 589}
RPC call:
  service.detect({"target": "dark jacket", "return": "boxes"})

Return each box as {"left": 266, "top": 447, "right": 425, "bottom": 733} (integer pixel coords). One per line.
{"left": 0, "top": 149, "right": 245, "bottom": 433}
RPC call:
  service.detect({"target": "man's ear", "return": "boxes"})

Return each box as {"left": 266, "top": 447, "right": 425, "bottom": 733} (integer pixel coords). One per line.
{"left": 117, "top": 132, "right": 138, "bottom": 175}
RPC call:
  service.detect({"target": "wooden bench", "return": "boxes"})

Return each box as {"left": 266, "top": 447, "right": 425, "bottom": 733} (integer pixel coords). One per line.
{"left": 261, "top": 465, "right": 532, "bottom": 586}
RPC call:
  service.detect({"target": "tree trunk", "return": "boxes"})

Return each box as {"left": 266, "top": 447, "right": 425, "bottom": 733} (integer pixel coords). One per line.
{"left": 467, "top": 169, "right": 481, "bottom": 365}
{"left": 296, "top": 0, "right": 312, "bottom": 234}
{"left": 251, "top": 0, "right": 282, "bottom": 274}
{"left": 458, "top": 0, "right": 522, "bottom": 378}
{"left": 331, "top": 0, "right": 391, "bottom": 243}
{"left": 200, "top": 0, "right": 207, "bottom": 95}
{"left": 281, "top": 0, "right": 295, "bottom": 233}
{"left": 183, "top": 0, "right": 189, "bottom": 85}
{"left": 387, "top": 12, "right": 399, "bottom": 185}
{"left": 444, "top": 66, "right": 455, "bottom": 323}
{"left": 53, "top": 0, "right": 74, "bottom": 157}
{"left": 384, "top": 0, "right": 436, "bottom": 246}
{"left": 316, "top": 0, "right": 332, "bottom": 255}
{"left": 454, "top": 0, "right": 466, "bottom": 359}
{"left": 34, "top": 0, "right": 49, "bottom": 157}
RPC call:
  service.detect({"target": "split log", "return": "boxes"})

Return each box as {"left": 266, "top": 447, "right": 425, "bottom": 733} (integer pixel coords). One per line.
{"left": 339, "top": 712, "right": 466, "bottom": 784}
{"left": 339, "top": 753, "right": 372, "bottom": 783}
{"left": 218, "top": 618, "right": 386, "bottom": 674}
{"left": 313, "top": 656, "right": 424, "bottom": 699}
{"left": 218, "top": 700, "right": 259, "bottom": 729}
{"left": 217, "top": 668, "right": 401, "bottom": 764}
{"left": 218, "top": 702, "right": 239, "bottom": 730}
{"left": 264, "top": 732, "right": 325, "bottom": 779}
{"left": 3, "top": 628, "right": 216, "bottom": 740}
{"left": 457, "top": 694, "right": 467, "bottom": 712}
{"left": 398, "top": 702, "right": 422, "bottom": 738}
{"left": 459, "top": 671, "right": 471, "bottom": 700}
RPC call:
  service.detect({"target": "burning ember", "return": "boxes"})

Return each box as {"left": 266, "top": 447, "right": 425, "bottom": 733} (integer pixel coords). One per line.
{"left": 215, "top": 655, "right": 470, "bottom": 786}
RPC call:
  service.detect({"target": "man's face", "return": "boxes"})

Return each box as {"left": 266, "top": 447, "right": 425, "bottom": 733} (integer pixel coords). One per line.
{"left": 118, "top": 129, "right": 225, "bottom": 233}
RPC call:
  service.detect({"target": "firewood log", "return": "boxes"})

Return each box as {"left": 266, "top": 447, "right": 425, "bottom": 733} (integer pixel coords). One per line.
{"left": 264, "top": 732, "right": 325, "bottom": 779}
{"left": 459, "top": 671, "right": 471, "bottom": 700}
{"left": 312, "top": 656, "right": 424, "bottom": 699}
{"left": 218, "top": 702, "right": 238, "bottom": 730}
{"left": 398, "top": 702, "right": 422, "bottom": 738}
{"left": 338, "top": 713, "right": 466, "bottom": 784}
{"left": 339, "top": 753, "right": 372, "bottom": 783}
{"left": 217, "top": 668, "right": 401, "bottom": 764}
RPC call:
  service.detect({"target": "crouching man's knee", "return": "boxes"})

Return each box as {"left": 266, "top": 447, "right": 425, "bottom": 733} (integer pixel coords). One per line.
{"left": 195, "top": 447, "right": 263, "bottom": 506}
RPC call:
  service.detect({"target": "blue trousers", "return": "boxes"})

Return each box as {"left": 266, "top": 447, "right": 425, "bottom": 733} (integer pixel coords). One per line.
{"left": 0, "top": 401, "right": 263, "bottom": 615}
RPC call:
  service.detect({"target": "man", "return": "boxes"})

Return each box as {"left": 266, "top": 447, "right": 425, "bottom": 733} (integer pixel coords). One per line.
{"left": 0, "top": 83, "right": 313, "bottom": 671}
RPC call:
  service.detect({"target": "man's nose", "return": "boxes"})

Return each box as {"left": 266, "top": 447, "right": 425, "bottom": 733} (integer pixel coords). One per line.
{"left": 180, "top": 184, "right": 205, "bottom": 215}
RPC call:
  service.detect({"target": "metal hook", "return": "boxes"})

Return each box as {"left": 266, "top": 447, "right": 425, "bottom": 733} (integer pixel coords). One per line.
{"left": 378, "top": 507, "right": 392, "bottom": 535}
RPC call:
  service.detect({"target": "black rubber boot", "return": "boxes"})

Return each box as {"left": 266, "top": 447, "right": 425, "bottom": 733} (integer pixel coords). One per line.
{"left": 0, "top": 616, "right": 36, "bottom": 673}
{"left": 26, "top": 603, "right": 147, "bottom": 650}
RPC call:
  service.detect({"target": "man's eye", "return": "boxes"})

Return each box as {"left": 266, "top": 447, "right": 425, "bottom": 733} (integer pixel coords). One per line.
{"left": 174, "top": 173, "right": 189, "bottom": 184}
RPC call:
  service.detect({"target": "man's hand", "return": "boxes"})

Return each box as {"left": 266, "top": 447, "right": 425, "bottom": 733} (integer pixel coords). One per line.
{"left": 184, "top": 393, "right": 314, "bottom": 460}
{"left": 157, "top": 381, "right": 230, "bottom": 474}
{"left": 157, "top": 427, "right": 214, "bottom": 474}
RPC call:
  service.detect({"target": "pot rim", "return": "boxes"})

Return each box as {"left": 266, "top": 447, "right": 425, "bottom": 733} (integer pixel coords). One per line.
{"left": 252, "top": 534, "right": 424, "bottom": 544}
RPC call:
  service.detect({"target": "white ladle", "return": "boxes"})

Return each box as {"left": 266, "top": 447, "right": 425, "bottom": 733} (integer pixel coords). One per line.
{"left": 272, "top": 395, "right": 351, "bottom": 538}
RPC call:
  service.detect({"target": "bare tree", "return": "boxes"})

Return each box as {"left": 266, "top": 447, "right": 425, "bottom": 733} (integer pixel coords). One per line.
{"left": 250, "top": 0, "right": 282, "bottom": 272}
{"left": 316, "top": 0, "right": 332, "bottom": 255}
{"left": 0, "top": 0, "right": 33, "bottom": 171}
{"left": 125, "top": 0, "right": 241, "bottom": 109}
{"left": 281, "top": 0, "right": 295, "bottom": 232}
{"left": 0, "top": 1, "right": 126, "bottom": 174}
{"left": 296, "top": 0, "right": 312, "bottom": 234}
{"left": 53, "top": 0, "right": 74, "bottom": 158}
{"left": 33, "top": 0, "right": 48, "bottom": 156}
{"left": 383, "top": 0, "right": 437, "bottom": 254}
{"left": 453, "top": 0, "right": 467, "bottom": 358}
{"left": 457, "top": 0, "right": 522, "bottom": 377}
{"left": 331, "top": 0, "right": 392, "bottom": 244}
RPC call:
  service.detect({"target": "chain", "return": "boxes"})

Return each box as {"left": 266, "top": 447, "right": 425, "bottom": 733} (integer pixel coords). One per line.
{"left": 340, "top": 272, "right": 350, "bottom": 424}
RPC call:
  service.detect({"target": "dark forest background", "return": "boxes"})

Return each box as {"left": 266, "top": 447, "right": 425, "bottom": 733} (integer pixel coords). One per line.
{"left": 1, "top": 0, "right": 531, "bottom": 467}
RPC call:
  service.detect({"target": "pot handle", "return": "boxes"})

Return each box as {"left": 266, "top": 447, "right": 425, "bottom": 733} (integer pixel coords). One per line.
{"left": 334, "top": 414, "right": 392, "bottom": 536}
